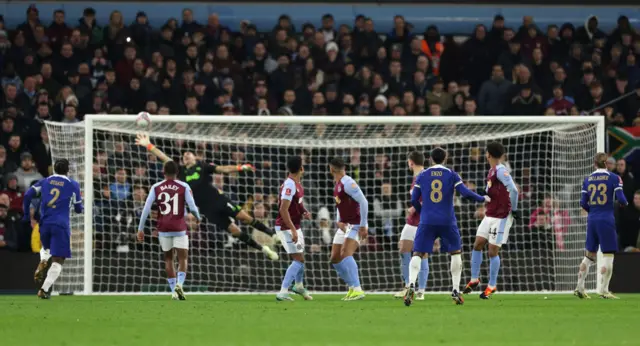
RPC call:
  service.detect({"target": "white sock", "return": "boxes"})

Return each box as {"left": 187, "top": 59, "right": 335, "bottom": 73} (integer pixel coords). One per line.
{"left": 408, "top": 256, "right": 421, "bottom": 287}
{"left": 576, "top": 256, "right": 594, "bottom": 291}
{"left": 295, "top": 282, "right": 304, "bottom": 290}
{"left": 40, "top": 248, "right": 51, "bottom": 262}
{"left": 601, "top": 255, "right": 614, "bottom": 294}
{"left": 41, "top": 262, "right": 62, "bottom": 291}
{"left": 279, "top": 287, "right": 289, "bottom": 294}
{"left": 450, "top": 254, "right": 462, "bottom": 292}
{"left": 353, "top": 286, "right": 362, "bottom": 292}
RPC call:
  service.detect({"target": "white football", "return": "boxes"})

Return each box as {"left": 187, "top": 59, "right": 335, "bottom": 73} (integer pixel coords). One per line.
{"left": 135, "top": 112, "right": 151, "bottom": 129}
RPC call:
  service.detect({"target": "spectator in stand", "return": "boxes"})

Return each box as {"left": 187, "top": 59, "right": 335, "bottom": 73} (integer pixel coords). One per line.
{"left": 15, "top": 152, "right": 43, "bottom": 192}
{"left": 529, "top": 194, "right": 571, "bottom": 251}
{"left": 0, "top": 201, "right": 18, "bottom": 250}
{"left": 478, "top": 65, "right": 511, "bottom": 115}
{"left": 2, "top": 173, "right": 24, "bottom": 214}
{"left": 110, "top": 167, "right": 132, "bottom": 201}
{"left": 617, "top": 190, "right": 640, "bottom": 252}
{"left": 615, "top": 158, "right": 636, "bottom": 203}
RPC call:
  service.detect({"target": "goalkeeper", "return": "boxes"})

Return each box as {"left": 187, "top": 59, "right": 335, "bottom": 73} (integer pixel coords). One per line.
{"left": 136, "top": 134, "right": 279, "bottom": 261}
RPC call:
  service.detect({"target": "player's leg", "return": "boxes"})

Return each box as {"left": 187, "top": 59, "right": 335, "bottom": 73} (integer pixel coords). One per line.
{"left": 38, "top": 225, "right": 70, "bottom": 299}
{"left": 575, "top": 223, "right": 597, "bottom": 299}
{"left": 405, "top": 225, "right": 433, "bottom": 307}
{"left": 235, "top": 209, "right": 277, "bottom": 237}
{"left": 158, "top": 235, "right": 179, "bottom": 299}
{"left": 330, "top": 230, "right": 353, "bottom": 299}
{"left": 215, "top": 202, "right": 279, "bottom": 260}
{"left": 481, "top": 216, "right": 511, "bottom": 299}
{"left": 596, "top": 221, "right": 619, "bottom": 299}
{"left": 276, "top": 228, "right": 311, "bottom": 301}
{"left": 443, "top": 226, "right": 464, "bottom": 305}
{"left": 174, "top": 235, "right": 189, "bottom": 300}
{"left": 396, "top": 224, "right": 416, "bottom": 298}
{"left": 341, "top": 226, "right": 364, "bottom": 300}
{"left": 35, "top": 225, "right": 52, "bottom": 284}
{"left": 464, "top": 217, "right": 491, "bottom": 294}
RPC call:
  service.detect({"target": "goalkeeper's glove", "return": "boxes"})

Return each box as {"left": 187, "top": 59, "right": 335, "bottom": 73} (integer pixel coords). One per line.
{"left": 511, "top": 210, "right": 521, "bottom": 221}
{"left": 237, "top": 163, "right": 255, "bottom": 172}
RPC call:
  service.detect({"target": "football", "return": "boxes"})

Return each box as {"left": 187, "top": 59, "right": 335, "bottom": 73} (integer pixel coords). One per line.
{"left": 135, "top": 112, "right": 151, "bottom": 129}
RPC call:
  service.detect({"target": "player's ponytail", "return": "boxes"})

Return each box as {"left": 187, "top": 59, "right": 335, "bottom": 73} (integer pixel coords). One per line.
{"left": 594, "top": 152, "right": 608, "bottom": 169}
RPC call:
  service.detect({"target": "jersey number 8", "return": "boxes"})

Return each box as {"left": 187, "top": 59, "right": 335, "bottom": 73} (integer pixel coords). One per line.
{"left": 430, "top": 179, "right": 443, "bottom": 203}
{"left": 158, "top": 192, "right": 179, "bottom": 215}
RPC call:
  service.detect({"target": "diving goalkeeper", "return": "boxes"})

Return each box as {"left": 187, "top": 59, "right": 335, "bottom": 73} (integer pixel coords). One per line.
{"left": 136, "top": 133, "right": 279, "bottom": 260}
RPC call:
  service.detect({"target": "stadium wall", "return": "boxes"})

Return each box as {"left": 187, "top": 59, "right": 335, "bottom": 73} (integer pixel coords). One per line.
{"left": 0, "top": 2, "right": 638, "bottom": 35}
{"left": 2, "top": 250, "right": 640, "bottom": 294}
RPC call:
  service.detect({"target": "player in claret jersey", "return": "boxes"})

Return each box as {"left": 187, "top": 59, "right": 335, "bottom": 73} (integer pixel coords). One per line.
{"left": 464, "top": 142, "right": 520, "bottom": 299}
{"left": 329, "top": 157, "right": 369, "bottom": 301}
{"left": 137, "top": 161, "right": 201, "bottom": 300}
{"left": 136, "top": 133, "right": 279, "bottom": 261}
{"left": 574, "top": 153, "right": 628, "bottom": 300}
{"left": 404, "top": 148, "right": 489, "bottom": 307}
{"left": 395, "top": 151, "right": 429, "bottom": 300}
{"left": 22, "top": 159, "right": 83, "bottom": 299}
{"left": 275, "top": 156, "right": 313, "bottom": 301}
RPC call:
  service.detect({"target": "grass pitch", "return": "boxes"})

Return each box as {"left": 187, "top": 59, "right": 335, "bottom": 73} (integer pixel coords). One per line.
{"left": 1, "top": 294, "right": 637, "bottom": 346}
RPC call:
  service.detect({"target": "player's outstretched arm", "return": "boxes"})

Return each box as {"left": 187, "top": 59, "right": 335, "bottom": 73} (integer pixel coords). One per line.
{"left": 455, "top": 181, "right": 486, "bottom": 203}
{"left": 136, "top": 133, "right": 171, "bottom": 163}
{"left": 214, "top": 164, "right": 255, "bottom": 174}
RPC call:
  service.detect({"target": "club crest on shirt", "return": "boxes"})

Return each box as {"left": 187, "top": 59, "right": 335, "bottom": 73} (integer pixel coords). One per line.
{"left": 285, "top": 188, "right": 292, "bottom": 196}
{"left": 487, "top": 181, "right": 492, "bottom": 188}
{"left": 351, "top": 183, "right": 357, "bottom": 189}
{"left": 503, "top": 171, "right": 510, "bottom": 176}
{"left": 337, "top": 186, "right": 341, "bottom": 192}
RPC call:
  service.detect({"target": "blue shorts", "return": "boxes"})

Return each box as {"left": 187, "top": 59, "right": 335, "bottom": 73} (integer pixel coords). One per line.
{"left": 585, "top": 218, "right": 618, "bottom": 253}
{"left": 40, "top": 224, "right": 72, "bottom": 258}
{"left": 414, "top": 224, "right": 461, "bottom": 254}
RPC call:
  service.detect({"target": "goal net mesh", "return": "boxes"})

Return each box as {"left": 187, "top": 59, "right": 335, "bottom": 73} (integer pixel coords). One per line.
{"left": 45, "top": 118, "right": 599, "bottom": 294}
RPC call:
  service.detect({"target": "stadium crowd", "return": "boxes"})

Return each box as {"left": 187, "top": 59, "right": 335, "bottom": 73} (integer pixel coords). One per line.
{"left": 0, "top": 5, "right": 639, "bottom": 257}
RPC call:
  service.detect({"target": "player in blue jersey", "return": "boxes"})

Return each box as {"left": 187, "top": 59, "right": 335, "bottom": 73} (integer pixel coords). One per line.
{"left": 22, "top": 159, "right": 83, "bottom": 299}
{"left": 404, "top": 148, "right": 490, "bottom": 307}
{"left": 575, "top": 153, "right": 628, "bottom": 300}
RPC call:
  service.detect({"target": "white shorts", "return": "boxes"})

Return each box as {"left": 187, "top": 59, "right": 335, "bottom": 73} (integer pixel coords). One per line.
{"left": 476, "top": 215, "right": 513, "bottom": 246}
{"left": 332, "top": 224, "right": 362, "bottom": 245}
{"left": 159, "top": 235, "right": 189, "bottom": 252}
{"left": 400, "top": 224, "right": 418, "bottom": 241}
{"left": 275, "top": 227, "right": 304, "bottom": 254}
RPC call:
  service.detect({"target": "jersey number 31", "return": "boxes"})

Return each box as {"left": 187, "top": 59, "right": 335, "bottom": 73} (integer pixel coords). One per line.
{"left": 158, "top": 192, "right": 179, "bottom": 215}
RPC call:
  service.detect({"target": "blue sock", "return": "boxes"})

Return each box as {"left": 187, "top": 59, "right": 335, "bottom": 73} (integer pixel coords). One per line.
{"left": 418, "top": 258, "right": 429, "bottom": 290}
{"left": 167, "top": 278, "right": 177, "bottom": 292}
{"left": 333, "top": 261, "right": 351, "bottom": 286}
{"left": 471, "top": 250, "right": 483, "bottom": 280}
{"left": 489, "top": 256, "right": 501, "bottom": 287}
{"left": 177, "top": 272, "right": 186, "bottom": 286}
{"left": 401, "top": 253, "right": 411, "bottom": 286}
{"left": 295, "top": 262, "right": 304, "bottom": 285}
{"left": 343, "top": 256, "right": 361, "bottom": 288}
{"left": 281, "top": 261, "right": 303, "bottom": 292}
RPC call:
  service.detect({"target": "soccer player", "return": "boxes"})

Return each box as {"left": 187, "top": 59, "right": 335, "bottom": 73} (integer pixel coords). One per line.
{"left": 274, "top": 156, "right": 313, "bottom": 301}
{"left": 395, "top": 151, "right": 428, "bottom": 300}
{"left": 463, "top": 142, "right": 520, "bottom": 299}
{"left": 329, "top": 157, "right": 369, "bottom": 301}
{"left": 137, "top": 161, "right": 201, "bottom": 300}
{"left": 574, "top": 153, "right": 628, "bottom": 299}
{"left": 136, "top": 133, "right": 279, "bottom": 260}
{"left": 404, "top": 147, "right": 489, "bottom": 306}
{"left": 22, "top": 159, "right": 83, "bottom": 299}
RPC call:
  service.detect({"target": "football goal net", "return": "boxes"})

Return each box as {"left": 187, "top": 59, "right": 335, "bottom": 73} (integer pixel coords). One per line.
{"left": 44, "top": 116, "right": 604, "bottom": 295}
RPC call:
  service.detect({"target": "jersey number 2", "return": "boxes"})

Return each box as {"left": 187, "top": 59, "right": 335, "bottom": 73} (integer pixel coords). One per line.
{"left": 47, "top": 188, "right": 60, "bottom": 208}
{"left": 158, "top": 192, "right": 179, "bottom": 215}
{"left": 430, "top": 179, "right": 443, "bottom": 203}
{"left": 588, "top": 184, "right": 607, "bottom": 205}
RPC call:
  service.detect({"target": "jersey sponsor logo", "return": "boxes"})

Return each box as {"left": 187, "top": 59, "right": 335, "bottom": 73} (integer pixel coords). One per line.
{"left": 285, "top": 188, "right": 292, "bottom": 196}
{"left": 185, "top": 172, "right": 200, "bottom": 182}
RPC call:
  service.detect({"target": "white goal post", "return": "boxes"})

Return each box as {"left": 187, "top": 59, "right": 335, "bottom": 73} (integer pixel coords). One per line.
{"left": 44, "top": 116, "right": 605, "bottom": 295}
